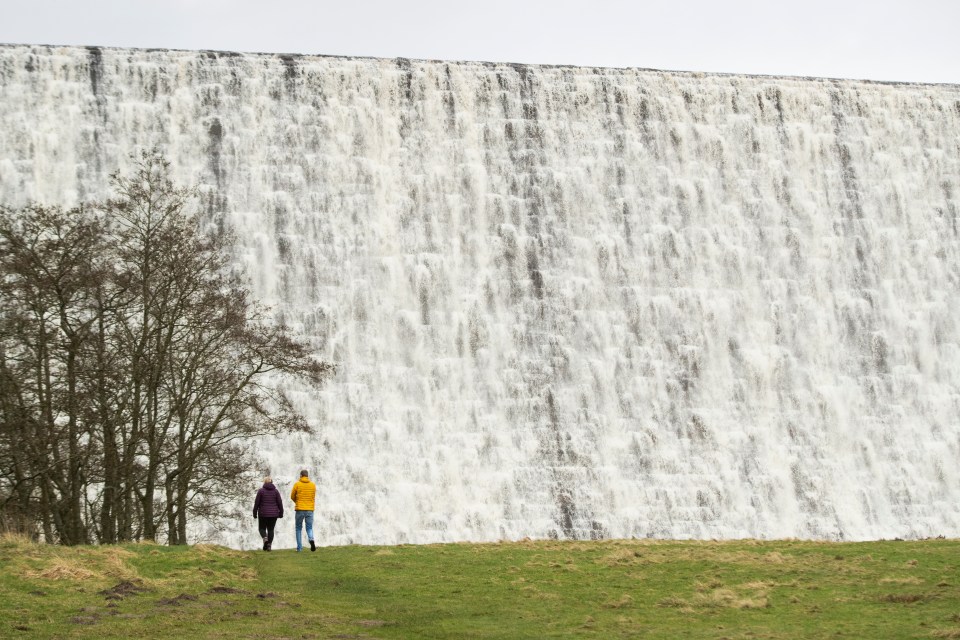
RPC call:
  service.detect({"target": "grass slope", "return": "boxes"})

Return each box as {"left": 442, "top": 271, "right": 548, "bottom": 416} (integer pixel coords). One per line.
{"left": 2, "top": 534, "right": 960, "bottom": 638}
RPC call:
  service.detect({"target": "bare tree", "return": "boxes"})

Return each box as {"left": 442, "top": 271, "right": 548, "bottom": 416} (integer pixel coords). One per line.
{"left": 0, "top": 204, "right": 108, "bottom": 544}
{"left": 0, "top": 152, "right": 334, "bottom": 545}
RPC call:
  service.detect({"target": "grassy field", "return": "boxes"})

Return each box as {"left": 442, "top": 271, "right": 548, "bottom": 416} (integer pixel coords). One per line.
{"left": 2, "top": 534, "right": 960, "bottom": 638}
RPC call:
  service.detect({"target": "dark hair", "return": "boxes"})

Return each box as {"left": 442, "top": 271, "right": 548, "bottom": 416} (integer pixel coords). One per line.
{"left": 300, "top": 469, "right": 308, "bottom": 477}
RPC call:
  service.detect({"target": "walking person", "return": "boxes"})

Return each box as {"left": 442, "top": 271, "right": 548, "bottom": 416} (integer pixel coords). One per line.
{"left": 290, "top": 469, "right": 317, "bottom": 552}
{"left": 253, "top": 476, "right": 284, "bottom": 551}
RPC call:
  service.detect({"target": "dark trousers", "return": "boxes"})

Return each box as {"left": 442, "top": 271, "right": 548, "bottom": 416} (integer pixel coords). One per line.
{"left": 258, "top": 516, "right": 278, "bottom": 544}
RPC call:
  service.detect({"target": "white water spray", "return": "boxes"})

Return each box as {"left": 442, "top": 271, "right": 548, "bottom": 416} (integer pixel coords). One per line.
{"left": 2, "top": 45, "right": 960, "bottom": 546}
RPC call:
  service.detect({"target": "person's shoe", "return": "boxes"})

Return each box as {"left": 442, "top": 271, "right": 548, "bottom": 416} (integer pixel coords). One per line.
{"left": 262, "top": 537, "right": 269, "bottom": 551}
{"left": 266, "top": 542, "right": 272, "bottom": 551}
{"left": 310, "top": 540, "right": 316, "bottom": 552}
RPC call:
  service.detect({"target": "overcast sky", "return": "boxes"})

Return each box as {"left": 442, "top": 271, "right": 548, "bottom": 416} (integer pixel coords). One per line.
{"left": 0, "top": 0, "right": 958, "bottom": 84}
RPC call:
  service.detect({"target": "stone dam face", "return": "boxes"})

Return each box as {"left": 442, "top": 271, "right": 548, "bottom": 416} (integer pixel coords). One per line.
{"left": 2, "top": 44, "right": 960, "bottom": 546}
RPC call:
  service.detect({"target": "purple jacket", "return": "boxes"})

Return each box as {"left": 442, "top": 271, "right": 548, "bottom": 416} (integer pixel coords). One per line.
{"left": 253, "top": 482, "right": 284, "bottom": 518}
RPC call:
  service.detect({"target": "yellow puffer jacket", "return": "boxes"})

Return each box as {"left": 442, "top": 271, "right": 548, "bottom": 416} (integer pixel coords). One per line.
{"left": 290, "top": 477, "right": 317, "bottom": 511}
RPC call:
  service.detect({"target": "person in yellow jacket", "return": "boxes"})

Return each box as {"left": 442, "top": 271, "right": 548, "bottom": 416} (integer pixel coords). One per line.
{"left": 290, "top": 469, "right": 317, "bottom": 552}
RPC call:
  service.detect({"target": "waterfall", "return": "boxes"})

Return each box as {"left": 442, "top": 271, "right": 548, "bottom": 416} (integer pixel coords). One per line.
{"left": 2, "top": 44, "right": 960, "bottom": 546}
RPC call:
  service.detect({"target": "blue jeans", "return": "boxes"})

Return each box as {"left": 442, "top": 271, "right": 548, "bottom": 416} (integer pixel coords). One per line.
{"left": 294, "top": 510, "right": 314, "bottom": 551}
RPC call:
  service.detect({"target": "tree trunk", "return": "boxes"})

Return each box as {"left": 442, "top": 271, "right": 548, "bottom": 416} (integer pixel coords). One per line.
{"left": 164, "top": 472, "right": 179, "bottom": 545}
{"left": 176, "top": 469, "right": 188, "bottom": 545}
{"left": 141, "top": 471, "right": 156, "bottom": 541}
{"left": 100, "top": 420, "right": 118, "bottom": 544}
{"left": 65, "top": 347, "right": 87, "bottom": 545}
{"left": 39, "top": 480, "right": 53, "bottom": 543}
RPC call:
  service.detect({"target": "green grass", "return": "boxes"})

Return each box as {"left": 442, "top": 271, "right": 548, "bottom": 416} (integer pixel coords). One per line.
{"left": 3, "top": 534, "right": 960, "bottom": 638}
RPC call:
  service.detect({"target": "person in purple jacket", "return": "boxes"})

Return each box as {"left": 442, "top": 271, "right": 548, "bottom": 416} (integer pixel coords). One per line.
{"left": 252, "top": 476, "right": 284, "bottom": 551}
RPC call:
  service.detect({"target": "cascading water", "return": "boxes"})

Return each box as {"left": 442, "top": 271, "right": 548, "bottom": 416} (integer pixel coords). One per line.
{"left": 2, "top": 44, "right": 959, "bottom": 547}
